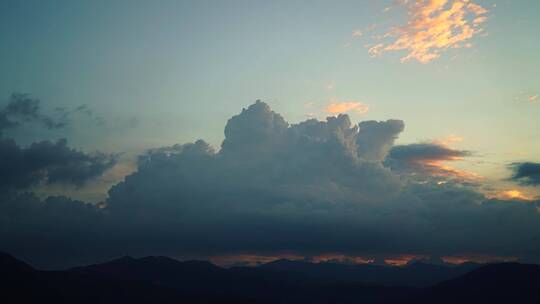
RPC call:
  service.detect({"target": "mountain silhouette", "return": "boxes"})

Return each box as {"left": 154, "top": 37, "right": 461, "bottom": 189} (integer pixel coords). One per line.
{"left": 260, "top": 258, "right": 479, "bottom": 287}
{"left": 0, "top": 252, "right": 67, "bottom": 303}
{"left": 409, "top": 262, "right": 540, "bottom": 303}
{"left": 1, "top": 252, "right": 194, "bottom": 304}
{"left": 71, "top": 256, "right": 227, "bottom": 286}
{"left": 2, "top": 252, "right": 540, "bottom": 304}
{"left": 71, "top": 255, "right": 419, "bottom": 303}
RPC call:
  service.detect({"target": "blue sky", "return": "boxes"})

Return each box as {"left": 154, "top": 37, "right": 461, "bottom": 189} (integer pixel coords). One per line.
{"left": 1, "top": 0, "right": 539, "bottom": 201}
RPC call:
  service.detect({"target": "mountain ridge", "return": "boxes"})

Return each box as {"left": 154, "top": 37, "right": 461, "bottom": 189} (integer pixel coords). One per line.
{"left": 2, "top": 252, "right": 540, "bottom": 304}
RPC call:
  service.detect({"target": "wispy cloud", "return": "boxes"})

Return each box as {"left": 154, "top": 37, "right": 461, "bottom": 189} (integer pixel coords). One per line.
{"left": 352, "top": 30, "right": 363, "bottom": 37}
{"left": 513, "top": 92, "right": 539, "bottom": 105}
{"left": 367, "top": 0, "right": 489, "bottom": 63}
{"left": 0, "top": 93, "right": 67, "bottom": 130}
{"left": 325, "top": 82, "right": 336, "bottom": 90}
{"left": 324, "top": 100, "right": 369, "bottom": 115}
{"left": 435, "top": 134, "right": 464, "bottom": 145}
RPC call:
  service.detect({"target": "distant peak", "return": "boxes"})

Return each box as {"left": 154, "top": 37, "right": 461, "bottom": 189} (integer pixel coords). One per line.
{"left": 137, "top": 256, "right": 183, "bottom": 265}
{"left": 265, "top": 258, "right": 295, "bottom": 264}
{"left": 0, "top": 252, "right": 35, "bottom": 272}
{"left": 93, "top": 255, "right": 135, "bottom": 267}
{"left": 114, "top": 256, "right": 135, "bottom": 262}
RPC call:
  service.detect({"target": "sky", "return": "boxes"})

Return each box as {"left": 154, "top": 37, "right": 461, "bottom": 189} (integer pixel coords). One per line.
{"left": 1, "top": 0, "right": 540, "bottom": 268}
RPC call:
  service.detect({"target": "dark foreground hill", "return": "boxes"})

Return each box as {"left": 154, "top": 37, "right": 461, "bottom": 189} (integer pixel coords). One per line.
{"left": 0, "top": 252, "right": 193, "bottom": 304}
{"left": 2, "top": 252, "right": 540, "bottom": 304}
{"left": 407, "top": 262, "right": 540, "bottom": 304}
{"left": 258, "top": 258, "right": 478, "bottom": 287}
{"left": 0, "top": 252, "right": 416, "bottom": 303}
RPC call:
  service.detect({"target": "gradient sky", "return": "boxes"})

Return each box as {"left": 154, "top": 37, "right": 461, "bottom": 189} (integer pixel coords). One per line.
{"left": 2, "top": 0, "right": 540, "bottom": 267}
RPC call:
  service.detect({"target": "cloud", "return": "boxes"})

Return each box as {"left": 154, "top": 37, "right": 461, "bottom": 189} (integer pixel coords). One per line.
{"left": 0, "top": 93, "right": 120, "bottom": 203}
{"left": 509, "top": 162, "right": 540, "bottom": 186}
{"left": 388, "top": 142, "right": 470, "bottom": 162}
{"left": 0, "top": 94, "right": 67, "bottom": 131}
{"left": 352, "top": 30, "right": 363, "bottom": 37}
{"left": 0, "top": 94, "right": 114, "bottom": 135}
{"left": 385, "top": 142, "right": 480, "bottom": 181}
{"left": 367, "top": 0, "right": 489, "bottom": 63}
{"left": 0, "top": 137, "right": 117, "bottom": 190}
{"left": 0, "top": 192, "right": 105, "bottom": 267}
{"left": 357, "top": 120, "right": 405, "bottom": 162}
{"left": 513, "top": 92, "right": 540, "bottom": 105}
{"left": 493, "top": 190, "right": 534, "bottom": 201}
{"left": 435, "top": 134, "right": 463, "bottom": 145}
{"left": 70, "top": 104, "right": 109, "bottom": 126}
{"left": 1, "top": 101, "right": 540, "bottom": 268}
{"left": 324, "top": 101, "right": 369, "bottom": 115}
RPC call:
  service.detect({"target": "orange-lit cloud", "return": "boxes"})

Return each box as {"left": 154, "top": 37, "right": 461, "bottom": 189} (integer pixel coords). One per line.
{"left": 209, "top": 254, "right": 304, "bottom": 267}
{"left": 384, "top": 254, "right": 429, "bottom": 266}
{"left": 209, "top": 253, "right": 446, "bottom": 267}
{"left": 384, "top": 258, "right": 412, "bottom": 266}
{"left": 311, "top": 254, "right": 374, "bottom": 264}
{"left": 387, "top": 140, "right": 481, "bottom": 183}
{"left": 209, "top": 253, "right": 377, "bottom": 267}
{"left": 414, "top": 137, "right": 482, "bottom": 182}
{"left": 491, "top": 190, "right": 534, "bottom": 201}
{"left": 423, "top": 161, "right": 482, "bottom": 182}
{"left": 513, "top": 92, "right": 539, "bottom": 105}
{"left": 324, "top": 100, "right": 369, "bottom": 115}
{"left": 368, "top": 0, "right": 489, "bottom": 63}
{"left": 442, "top": 255, "right": 519, "bottom": 265}
{"left": 382, "top": 254, "right": 519, "bottom": 266}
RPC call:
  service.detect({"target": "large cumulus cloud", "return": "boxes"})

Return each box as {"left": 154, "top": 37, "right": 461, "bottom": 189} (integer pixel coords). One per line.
{"left": 2, "top": 101, "right": 540, "bottom": 268}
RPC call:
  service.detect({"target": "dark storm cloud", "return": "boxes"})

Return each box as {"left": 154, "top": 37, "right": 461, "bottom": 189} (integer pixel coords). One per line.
{"left": 0, "top": 191, "right": 105, "bottom": 267}
{"left": 0, "top": 137, "right": 117, "bottom": 190}
{"left": 385, "top": 142, "right": 473, "bottom": 180}
{"left": 388, "top": 143, "right": 470, "bottom": 162}
{"left": 509, "top": 162, "right": 540, "bottom": 186}
{"left": 0, "top": 93, "right": 67, "bottom": 131}
{"left": 1, "top": 101, "right": 540, "bottom": 268}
